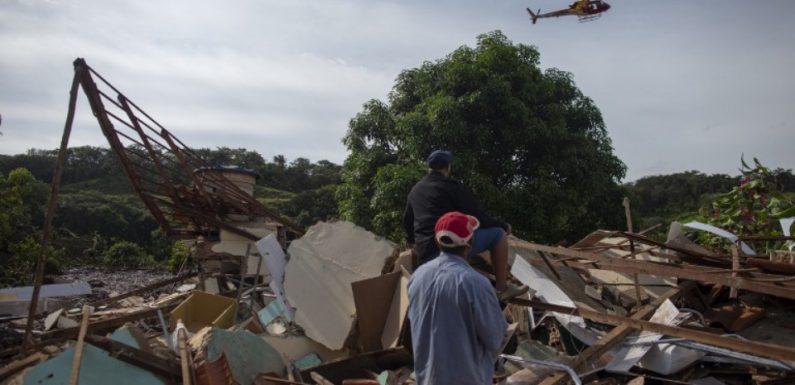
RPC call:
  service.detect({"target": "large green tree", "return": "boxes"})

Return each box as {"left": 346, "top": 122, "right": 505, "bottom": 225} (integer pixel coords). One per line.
{"left": 339, "top": 31, "right": 627, "bottom": 244}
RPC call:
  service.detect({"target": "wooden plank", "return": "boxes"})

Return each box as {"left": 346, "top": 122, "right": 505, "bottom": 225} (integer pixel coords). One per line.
{"left": 23, "top": 69, "right": 81, "bottom": 352}
{"left": 41, "top": 304, "right": 177, "bottom": 341}
{"left": 537, "top": 287, "right": 680, "bottom": 385}
{"left": 90, "top": 272, "right": 196, "bottom": 307}
{"left": 508, "top": 297, "right": 795, "bottom": 363}
{"left": 0, "top": 352, "right": 48, "bottom": 382}
{"left": 178, "top": 326, "right": 191, "bottom": 385}
{"left": 509, "top": 239, "right": 795, "bottom": 300}
{"left": 730, "top": 243, "right": 740, "bottom": 299}
{"left": 69, "top": 305, "right": 91, "bottom": 385}
{"left": 538, "top": 251, "right": 562, "bottom": 280}
{"left": 85, "top": 334, "right": 181, "bottom": 379}
{"left": 622, "top": 197, "right": 644, "bottom": 305}
{"left": 310, "top": 371, "right": 335, "bottom": 385}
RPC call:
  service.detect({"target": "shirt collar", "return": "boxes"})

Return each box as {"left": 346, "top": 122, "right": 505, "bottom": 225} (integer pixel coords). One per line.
{"left": 437, "top": 251, "right": 470, "bottom": 267}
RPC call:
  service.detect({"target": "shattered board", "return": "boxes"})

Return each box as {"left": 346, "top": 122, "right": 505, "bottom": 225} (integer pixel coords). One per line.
{"left": 510, "top": 247, "right": 604, "bottom": 345}
{"left": 606, "top": 299, "right": 679, "bottom": 373}
{"left": 285, "top": 221, "right": 396, "bottom": 350}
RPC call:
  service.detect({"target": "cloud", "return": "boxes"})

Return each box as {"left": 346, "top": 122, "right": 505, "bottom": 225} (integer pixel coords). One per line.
{"left": 1, "top": 0, "right": 793, "bottom": 178}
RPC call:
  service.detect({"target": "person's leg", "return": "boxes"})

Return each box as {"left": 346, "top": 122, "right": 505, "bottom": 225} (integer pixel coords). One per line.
{"left": 470, "top": 228, "right": 527, "bottom": 299}
{"left": 469, "top": 227, "right": 508, "bottom": 291}
{"left": 491, "top": 232, "right": 509, "bottom": 292}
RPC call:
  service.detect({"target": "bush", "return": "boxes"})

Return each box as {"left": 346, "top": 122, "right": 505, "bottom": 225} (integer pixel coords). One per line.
{"left": 165, "top": 241, "right": 192, "bottom": 272}
{"left": 103, "top": 241, "right": 155, "bottom": 269}
{"left": 1, "top": 236, "right": 62, "bottom": 287}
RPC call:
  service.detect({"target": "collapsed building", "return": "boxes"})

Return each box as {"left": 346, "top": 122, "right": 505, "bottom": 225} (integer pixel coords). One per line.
{"left": 1, "top": 59, "right": 795, "bottom": 385}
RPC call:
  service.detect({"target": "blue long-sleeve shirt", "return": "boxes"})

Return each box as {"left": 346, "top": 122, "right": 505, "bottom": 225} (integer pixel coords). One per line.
{"left": 408, "top": 252, "right": 508, "bottom": 385}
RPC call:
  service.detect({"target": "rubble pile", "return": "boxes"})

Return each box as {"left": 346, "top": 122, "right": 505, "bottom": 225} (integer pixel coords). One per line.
{"left": 2, "top": 220, "right": 795, "bottom": 385}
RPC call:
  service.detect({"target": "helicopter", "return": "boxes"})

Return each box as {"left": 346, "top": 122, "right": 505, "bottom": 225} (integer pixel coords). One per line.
{"left": 526, "top": 0, "right": 611, "bottom": 24}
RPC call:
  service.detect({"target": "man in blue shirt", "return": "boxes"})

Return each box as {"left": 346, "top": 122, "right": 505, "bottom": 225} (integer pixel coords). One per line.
{"left": 408, "top": 211, "right": 509, "bottom": 385}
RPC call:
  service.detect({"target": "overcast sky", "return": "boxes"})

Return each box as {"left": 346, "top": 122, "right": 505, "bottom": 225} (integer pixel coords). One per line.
{"left": 1, "top": 0, "right": 793, "bottom": 181}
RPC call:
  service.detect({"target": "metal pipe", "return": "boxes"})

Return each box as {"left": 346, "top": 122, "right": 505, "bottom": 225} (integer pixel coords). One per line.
{"left": 499, "top": 354, "right": 581, "bottom": 385}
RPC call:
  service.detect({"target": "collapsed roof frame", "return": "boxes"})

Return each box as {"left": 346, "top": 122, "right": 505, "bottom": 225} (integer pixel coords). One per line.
{"left": 510, "top": 236, "right": 795, "bottom": 301}
{"left": 72, "top": 58, "right": 302, "bottom": 241}
{"left": 23, "top": 58, "right": 303, "bottom": 350}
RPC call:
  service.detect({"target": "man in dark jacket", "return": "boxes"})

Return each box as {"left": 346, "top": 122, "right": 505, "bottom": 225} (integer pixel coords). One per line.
{"left": 403, "top": 150, "right": 527, "bottom": 300}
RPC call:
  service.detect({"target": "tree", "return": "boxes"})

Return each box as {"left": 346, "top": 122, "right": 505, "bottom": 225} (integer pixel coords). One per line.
{"left": 339, "top": 31, "right": 626, "bottom": 244}
{"left": 0, "top": 168, "right": 57, "bottom": 287}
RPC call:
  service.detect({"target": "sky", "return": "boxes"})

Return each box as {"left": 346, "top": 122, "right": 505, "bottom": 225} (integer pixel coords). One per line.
{"left": 0, "top": 0, "right": 793, "bottom": 181}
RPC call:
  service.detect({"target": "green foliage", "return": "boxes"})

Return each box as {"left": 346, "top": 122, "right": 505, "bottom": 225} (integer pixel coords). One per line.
{"left": 148, "top": 229, "right": 174, "bottom": 262}
{"left": 339, "top": 31, "right": 626, "bottom": 244}
{"left": 624, "top": 171, "right": 737, "bottom": 234}
{"left": 272, "top": 185, "right": 340, "bottom": 228}
{"left": 369, "top": 164, "right": 425, "bottom": 241}
{"left": 55, "top": 191, "right": 158, "bottom": 246}
{"left": 166, "top": 241, "right": 192, "bottom": 272}
{"left": 695, "top": 158, "right": 795, "bottom": 251}
{"left": 103, "top": 241, "right": 155, "bottom": 269}
{"left": 2, "top": 236, "right": 62, "bottom": 287}
{"left": 0, "top": 168, "right": 59, "bottom": 287}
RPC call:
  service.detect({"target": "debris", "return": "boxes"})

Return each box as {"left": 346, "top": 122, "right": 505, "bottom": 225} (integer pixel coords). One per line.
{"left": 202, "top": 328, "right": 285, "bottom": 385}
{"left": 4, "top": 60, "right": 795, "bottom": 383}
{"left": 24, "top": 340, "right": 171, "bottom": 385}
{"left": 284, "top": 221, "right": 396, "bottom": 350}
{"left": 0, "top": 281, "right": 92, "bottom": 301}
{"left": 0, "top": 281, "right": 91, "bottom": 316}
{"left": 351, "top": 271, "right": 408, "bottom": 352}
{"left": 606, "top": 300, "right": 682, "bottom": 372}
{"left": 169, "top": 291, "right": 237, "bottom": 333}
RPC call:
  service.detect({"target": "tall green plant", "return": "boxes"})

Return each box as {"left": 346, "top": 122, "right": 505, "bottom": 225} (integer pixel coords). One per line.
{"left": 697, "top": 158, "right": 795, "bottom": 251}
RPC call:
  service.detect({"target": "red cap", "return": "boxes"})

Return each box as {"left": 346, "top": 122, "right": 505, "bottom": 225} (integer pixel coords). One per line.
{"left": 435, "top": 211, "right": 480, "bottom": 247}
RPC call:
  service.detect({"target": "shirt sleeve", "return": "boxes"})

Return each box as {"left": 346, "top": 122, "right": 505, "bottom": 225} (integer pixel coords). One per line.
{"left": 403, "top": 200, "right": 415, "bottom": 244}
{"left": 471, "top": 277, "right": 509, "bottom": 354}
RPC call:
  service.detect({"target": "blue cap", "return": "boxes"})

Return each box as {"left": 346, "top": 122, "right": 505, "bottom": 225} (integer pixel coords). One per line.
{"left": 427, "top": 150, "right": 453, "bottom": 169}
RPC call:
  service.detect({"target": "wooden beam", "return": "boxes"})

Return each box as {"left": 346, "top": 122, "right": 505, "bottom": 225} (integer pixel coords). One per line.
{"left": 622, "top": 197, "right": 644, "bottom": 305}
{"left": 538, "top": 251, "right": 562, "bottom": 280}
{"left": 69, "top": 305, "right": 91, "bottom": 385}
{"left": 86, "top": 334, "right": 181, "bottom": 379}
{"left": 178, "top": 325, "right": 191, "bottom": 385}
{"left": 536, "top": 288, "right": 680, "bottom": 385}
{"left": 0, "top": 352, "right": 48, "bottom": 382}
{"left": 23, "top": 69, "right": 81, "bottom": 352}
{"left": 730, "top": 243, "right": 740, "bottom": 299}
{"left": 508, "top": 297, "right": 795, "bottom": 363}
{"left": 90, "top": 272, "right": 196, "bottom": 307}
{"left": 41, "top": 304, "right": 177, "bottom": 341}
{"left": 509, "top": 239, "right": 795, "bottom": 300}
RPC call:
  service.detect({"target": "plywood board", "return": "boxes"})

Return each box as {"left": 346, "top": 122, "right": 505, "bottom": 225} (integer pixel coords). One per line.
{"left": 352, "top": 272, "right": 400, "bottom": 352}
{"left": 381, "top": 274, "right": 408, "bottom": 349}
{"left": 285, "top": 221, "right": 396, "bottom": 350}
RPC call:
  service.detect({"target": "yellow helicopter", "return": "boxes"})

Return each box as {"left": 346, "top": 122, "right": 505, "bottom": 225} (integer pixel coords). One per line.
{"left": 527, "top": 0, "right": 611, "bottom": 24}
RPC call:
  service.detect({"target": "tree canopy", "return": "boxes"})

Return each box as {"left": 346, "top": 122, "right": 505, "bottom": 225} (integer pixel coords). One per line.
{"left": 339, "top": 31, "right": 627, "bottom": 244}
